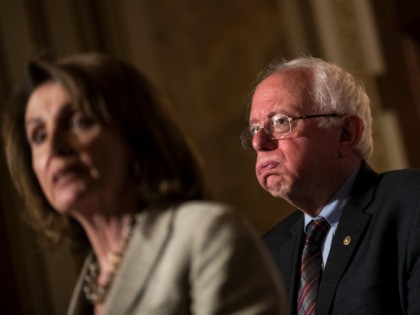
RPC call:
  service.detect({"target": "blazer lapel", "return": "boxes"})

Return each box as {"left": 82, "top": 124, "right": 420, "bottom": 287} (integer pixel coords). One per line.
{"left": 316, "top": 163, "right": 379, "bottom": 314}
{"left": 103, "top": 205, "right": 175, "bottom": 315}
{"left": 66, "top": 254, "right": 94, "bottom": 315}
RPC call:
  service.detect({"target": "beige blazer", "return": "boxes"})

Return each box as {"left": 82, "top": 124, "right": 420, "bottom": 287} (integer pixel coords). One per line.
{"left": 67, "top": 201, "right": 286, "bottom": 315}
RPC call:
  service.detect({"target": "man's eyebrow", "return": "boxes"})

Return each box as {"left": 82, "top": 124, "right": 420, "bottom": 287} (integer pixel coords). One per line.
{"left": 249, "top": 111, "right": 291, "bottom": 125}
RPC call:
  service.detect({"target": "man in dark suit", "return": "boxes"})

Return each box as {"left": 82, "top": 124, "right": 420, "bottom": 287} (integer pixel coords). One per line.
{"left": 239, "top": 57, "right": 420, "bottom": 314}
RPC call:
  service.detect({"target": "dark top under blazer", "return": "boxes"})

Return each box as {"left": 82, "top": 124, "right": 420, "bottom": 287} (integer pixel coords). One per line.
{"left": 263, "top": 162, "right": 420, "bottom": 315}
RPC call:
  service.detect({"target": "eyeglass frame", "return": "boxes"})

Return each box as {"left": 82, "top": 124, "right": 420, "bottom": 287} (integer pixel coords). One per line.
{"left": 239, "top": 113, "right": 342, "bottom": 150}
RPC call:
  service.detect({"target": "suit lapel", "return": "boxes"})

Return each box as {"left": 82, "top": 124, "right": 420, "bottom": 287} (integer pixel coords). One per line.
{"left": 316, "top": 163, "right": 379, "bottom": 314}
{"left": 267, "top": 212, "right": 304, "bottom": 313}
{"left": 285, "top": 217, "right": 305, "bottom": 312}
{"left": 103, "top": 205, "right": 175, "bottom": 315}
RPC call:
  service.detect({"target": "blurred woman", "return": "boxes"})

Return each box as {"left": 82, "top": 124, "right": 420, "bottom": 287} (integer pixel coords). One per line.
{"left": 2, "top": 53, "right": 285, "bottom": 315}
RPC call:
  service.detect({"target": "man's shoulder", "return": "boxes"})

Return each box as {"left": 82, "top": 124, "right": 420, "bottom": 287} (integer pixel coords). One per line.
{"left": 380, "top": 168, "right": 420, "bottom": 180}
{"left": 349, "top": 167, "right": 420, "bottom": 220}
{"left": 377, "top": 168, "right": 420, "bottom": 194}
{"left": 356, "top": 163, "right": 420, "bottom": 197}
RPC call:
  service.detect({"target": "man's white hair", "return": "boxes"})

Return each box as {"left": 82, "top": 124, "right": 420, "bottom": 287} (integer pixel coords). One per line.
{"left": 252, "top": 57, "right": 373, "bottom": 160}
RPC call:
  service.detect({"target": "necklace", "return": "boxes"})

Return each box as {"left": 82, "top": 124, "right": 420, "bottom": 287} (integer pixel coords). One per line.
{"left": 83, "top": 213, "right": 142, "bottom": 304}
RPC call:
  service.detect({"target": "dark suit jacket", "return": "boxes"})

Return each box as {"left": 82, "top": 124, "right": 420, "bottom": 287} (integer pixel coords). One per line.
{"left": 263, "top": 162, "right": 420, "bottom": 315}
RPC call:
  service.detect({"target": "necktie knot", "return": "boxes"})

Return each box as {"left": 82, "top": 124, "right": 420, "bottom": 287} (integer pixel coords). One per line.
{"left": 306, "top": 217, "right": 331, "bottom": 245}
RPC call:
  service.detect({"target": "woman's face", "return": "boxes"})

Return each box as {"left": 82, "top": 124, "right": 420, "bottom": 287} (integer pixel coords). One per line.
{"left": 25, "top": 81, "right": 135, "bottom": 217}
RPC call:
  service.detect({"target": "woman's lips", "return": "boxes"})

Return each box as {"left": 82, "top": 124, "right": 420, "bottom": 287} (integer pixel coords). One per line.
{"left": 52, "top": 164, "right": 87, "bottom": 186}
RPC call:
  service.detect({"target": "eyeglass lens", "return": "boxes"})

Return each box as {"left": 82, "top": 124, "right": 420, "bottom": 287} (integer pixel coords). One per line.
{"left": 240, "top": 115, "right": 292, "bottom": 149}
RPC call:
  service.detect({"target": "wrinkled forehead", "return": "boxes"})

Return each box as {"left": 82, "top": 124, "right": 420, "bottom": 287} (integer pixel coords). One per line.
{"left": 249, "top": 70, "right": 314, "bottom": 123}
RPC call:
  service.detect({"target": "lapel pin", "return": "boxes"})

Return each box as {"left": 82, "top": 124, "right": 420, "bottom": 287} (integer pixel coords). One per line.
{"left": 343, "top": 236, "right": 351, "bottom": 246}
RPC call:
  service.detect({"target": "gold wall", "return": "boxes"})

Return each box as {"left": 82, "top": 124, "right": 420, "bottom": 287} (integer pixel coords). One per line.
{"left": 0, "top": 0, "right": 418, "bottom": 314}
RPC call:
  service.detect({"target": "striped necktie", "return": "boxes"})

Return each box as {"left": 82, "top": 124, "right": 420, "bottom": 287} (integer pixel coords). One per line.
{"left": 297, "top": 217, "right": 331, "bottom": 315}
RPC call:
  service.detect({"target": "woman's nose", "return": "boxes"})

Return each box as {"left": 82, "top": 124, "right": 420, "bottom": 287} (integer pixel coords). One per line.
{"left": 252, "top": 129, "right": 278, "bottom": 151}
{"left": 49, "top": 128, "right": 75, "bottom": 156}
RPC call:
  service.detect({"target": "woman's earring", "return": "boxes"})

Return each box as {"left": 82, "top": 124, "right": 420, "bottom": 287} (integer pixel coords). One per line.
{"left": 159, "top": 179, "right": 181, "bottom": 194}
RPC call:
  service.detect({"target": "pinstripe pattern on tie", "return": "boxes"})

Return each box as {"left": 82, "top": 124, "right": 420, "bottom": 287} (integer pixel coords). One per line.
{"left": 297, "top": 217, "right": 331, "bottom": 315}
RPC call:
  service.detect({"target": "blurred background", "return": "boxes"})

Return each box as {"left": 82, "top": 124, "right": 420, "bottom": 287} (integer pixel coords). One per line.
{"left": 0, "top": 0, "right": 419, "bottom": 314}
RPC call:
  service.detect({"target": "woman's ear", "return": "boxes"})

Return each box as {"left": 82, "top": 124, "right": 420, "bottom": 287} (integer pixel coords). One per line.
{"left": 338, "top": 115, "right": 364, "bottom": 157}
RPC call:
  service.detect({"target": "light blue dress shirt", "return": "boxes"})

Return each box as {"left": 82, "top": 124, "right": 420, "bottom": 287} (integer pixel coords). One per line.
{"left": 303, "top": 165, "right": 360, "bottom": 268}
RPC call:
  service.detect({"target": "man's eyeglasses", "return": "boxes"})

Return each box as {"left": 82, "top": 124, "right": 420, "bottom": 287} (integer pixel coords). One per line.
{"left": 239, "top": 113, "right": 341, "bottom": 150}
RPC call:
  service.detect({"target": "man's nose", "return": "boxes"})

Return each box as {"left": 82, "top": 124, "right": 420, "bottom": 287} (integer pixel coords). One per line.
{"left": 252, "top": 129, "right": 278, "bottom": 151}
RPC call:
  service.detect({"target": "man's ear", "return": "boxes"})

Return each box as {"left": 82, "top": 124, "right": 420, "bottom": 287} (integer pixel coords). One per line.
{"left": 338, "top": 115, "right": 364, "bottom": 157}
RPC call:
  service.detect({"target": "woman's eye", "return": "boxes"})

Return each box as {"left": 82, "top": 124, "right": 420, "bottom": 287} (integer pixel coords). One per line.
{"left": 70, "top": 114, "right": 95, "bottom": 129}
{"left": 30, "top": 130, "right": 46, "bottom": 145}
